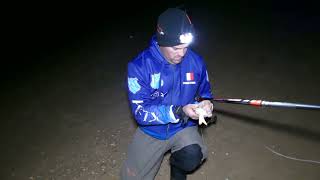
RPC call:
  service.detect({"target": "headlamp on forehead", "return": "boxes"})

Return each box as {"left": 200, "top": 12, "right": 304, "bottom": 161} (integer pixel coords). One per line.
{"left": 179, "top": 32, "right": 193, "bottom": 44}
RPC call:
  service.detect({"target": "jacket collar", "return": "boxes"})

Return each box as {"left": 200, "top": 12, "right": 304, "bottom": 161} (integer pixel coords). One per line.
{"left": 149, "top": 35, "right": 173, "bottom": 65}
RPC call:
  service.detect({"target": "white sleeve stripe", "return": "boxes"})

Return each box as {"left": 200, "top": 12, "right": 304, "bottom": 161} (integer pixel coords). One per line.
{"left": 143, "top": 113, "right": 148, "bottom": 122}
{"left": 132, "top": 100, "right": 143, "bottom": 103}
{"left": 169, "top": 105, "right": 180, "bottom": 123}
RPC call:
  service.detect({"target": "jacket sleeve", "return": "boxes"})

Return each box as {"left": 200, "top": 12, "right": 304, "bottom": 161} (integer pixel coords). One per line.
{"left": 127, "top": 61, "right": 181, "bottom": 126}
{"left": 197, "top": 60, "right": 214, "bottom": 100}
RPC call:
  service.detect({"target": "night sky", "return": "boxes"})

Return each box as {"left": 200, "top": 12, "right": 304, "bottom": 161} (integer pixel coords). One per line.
{"left": 3, "top": 1, "right": 320, "bottom": 99}
{"left": 6, "top": 1, "right": 319, "bottom": 60}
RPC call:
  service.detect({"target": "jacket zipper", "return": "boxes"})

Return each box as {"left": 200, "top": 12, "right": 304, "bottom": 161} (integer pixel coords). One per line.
{"left": 167, "top": 65, "right": 176, "bottom": 139}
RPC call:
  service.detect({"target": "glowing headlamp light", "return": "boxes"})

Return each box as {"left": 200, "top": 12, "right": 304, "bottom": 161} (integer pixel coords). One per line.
{"left": 179, "top": 33, "right": 193, "bottom": 44}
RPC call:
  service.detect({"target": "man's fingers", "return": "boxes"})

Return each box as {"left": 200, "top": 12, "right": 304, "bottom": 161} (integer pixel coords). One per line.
{"left": 191, "top": 104, "right": 199, "bottom": 109}
{"left": 201, "top": 106, "right": 212, "bottom": 116}
{"left": 183, "top": 104, "right": 200, "bottom": 120}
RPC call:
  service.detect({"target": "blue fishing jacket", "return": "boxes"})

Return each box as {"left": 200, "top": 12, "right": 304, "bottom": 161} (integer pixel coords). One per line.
{"left": 127, "top": 35, "right": 213, "bottom": 140}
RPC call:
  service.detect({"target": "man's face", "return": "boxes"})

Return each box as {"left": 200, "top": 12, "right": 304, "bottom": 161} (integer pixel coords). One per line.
{"left": 159, "top": 43, "right": 189, "bottom": 65}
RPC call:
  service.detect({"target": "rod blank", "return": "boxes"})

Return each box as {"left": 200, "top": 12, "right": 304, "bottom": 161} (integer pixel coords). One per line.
{"left": 213, "top": 98, "right": 320, "bottom": 110}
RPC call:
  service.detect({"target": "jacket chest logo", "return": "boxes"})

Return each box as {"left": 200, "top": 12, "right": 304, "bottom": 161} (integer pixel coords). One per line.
{"left": 183, "top": 72, "right": 196, "bottom": 84}
{"left": 186, "top": 72, "right": 194, "bottom": 81}
{"left": 150, "top": 73, "right": 164, "bottom": 89}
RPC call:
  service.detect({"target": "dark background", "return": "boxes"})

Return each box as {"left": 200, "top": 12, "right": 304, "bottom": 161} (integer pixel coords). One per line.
{"left": 4, "top": 0, "right": 319, "bottom": 98}
{"left": 2, "top": 1, "right": 320, "bottom": 179}
{"left": 4, "top": 1, "right": 319, "bottom": 75}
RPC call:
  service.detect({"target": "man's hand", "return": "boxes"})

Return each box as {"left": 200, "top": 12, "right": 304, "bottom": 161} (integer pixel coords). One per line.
{"left": 182, "top": 104, "right": 200, "bottom": 120}
{"left": 198, "top": 100, "right": 213, "bottom": 117}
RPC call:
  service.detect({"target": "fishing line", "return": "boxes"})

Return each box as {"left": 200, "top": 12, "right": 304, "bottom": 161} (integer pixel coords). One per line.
{"left": 264, "top": 145, "right": 320, "bottom": 165}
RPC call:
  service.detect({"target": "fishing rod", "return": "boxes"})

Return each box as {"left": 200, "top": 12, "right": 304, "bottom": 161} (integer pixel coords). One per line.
{"left": 212, "top": 98, "right": 320, "bottom": 110}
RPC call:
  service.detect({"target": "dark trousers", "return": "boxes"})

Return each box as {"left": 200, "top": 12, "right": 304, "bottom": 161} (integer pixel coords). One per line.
{"left": 120, "top": 126, "right": 207, "bottom": 180}
{"left": 170, "top": 144, "right": 203, "bottom": 180}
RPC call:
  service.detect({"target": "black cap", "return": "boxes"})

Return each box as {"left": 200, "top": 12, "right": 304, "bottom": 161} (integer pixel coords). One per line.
{"left": 156, "top": 8, "right": 195, "bottom": 47}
